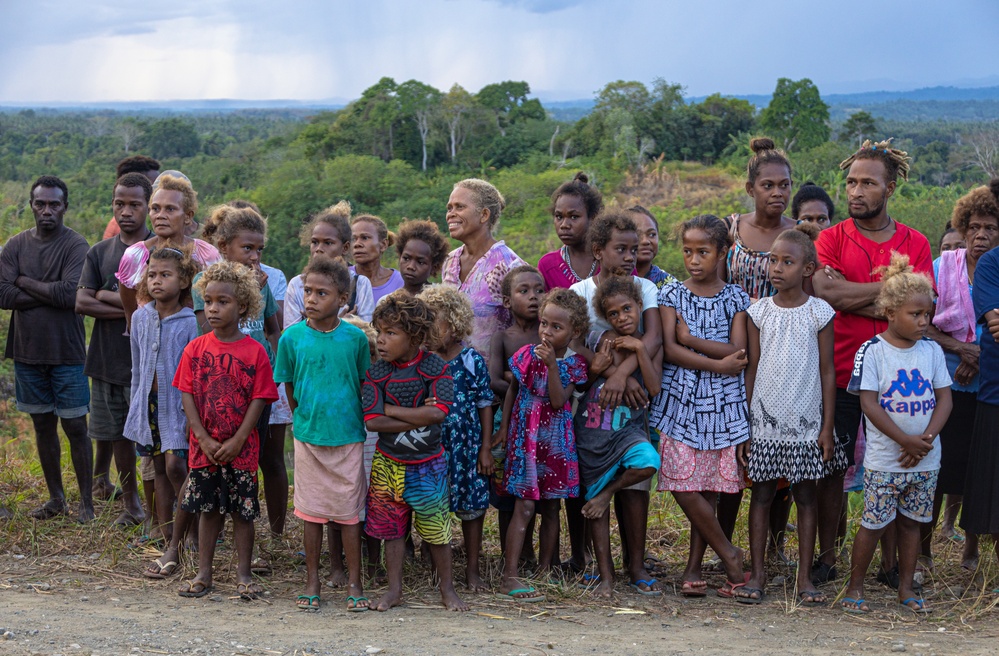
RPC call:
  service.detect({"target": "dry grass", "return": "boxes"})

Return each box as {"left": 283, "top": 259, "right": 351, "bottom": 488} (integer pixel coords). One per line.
{"left": 2, "top": 419, "right": 998, "bottom": 623}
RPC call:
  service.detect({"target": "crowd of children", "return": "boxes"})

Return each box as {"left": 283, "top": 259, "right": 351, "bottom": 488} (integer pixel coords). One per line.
{"left": 11, "top": 138, "right": 999, "bottom": 619}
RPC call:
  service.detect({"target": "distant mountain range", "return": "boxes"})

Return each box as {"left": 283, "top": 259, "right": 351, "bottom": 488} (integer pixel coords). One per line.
{"left": 3, "top": 85, "right": 998, "bottom": 123}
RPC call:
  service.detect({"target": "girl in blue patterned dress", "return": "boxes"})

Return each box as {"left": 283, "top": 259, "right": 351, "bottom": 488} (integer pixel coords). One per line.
{"left": 650, "top": 214, "right": 751, "bottom": 599}
{"left": 419, "top": 284, "right": 495, "bottom": 591}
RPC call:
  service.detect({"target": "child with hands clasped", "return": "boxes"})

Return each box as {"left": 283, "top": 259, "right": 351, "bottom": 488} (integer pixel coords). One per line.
{"left": 842, "top": 254, "right": 952, "bottom": 614}
{"left": 361, "top": 292, "right": 467, "bottom": 612}
{"left": 650, "top": 215, "right": 751, "bottom": 600}
{"left": 274, "top": 257, "right": 372, "bottom": 612}
{"left": 420, "top": 285, "right": 496, "bottom": 591}
{"left": 173, "top": 262, "right": 279, "bottom": 600}
{"left": 498, "top": 289, "right": 589, "bottom": 602}
{"left": 575, "top": 276, "right": 662, "bottom": 597}
{"left": 125, "top": 247, "right": 200, "bottom": 580}
{"left": 739, "top": 224, "right": 836, "bottom": 605}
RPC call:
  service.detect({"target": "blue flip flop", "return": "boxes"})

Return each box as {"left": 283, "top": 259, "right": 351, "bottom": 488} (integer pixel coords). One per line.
{"left": 900, "top": 597, "right": 931, "bottom": 614}
{"left": 576, "top": 573, "right": 601, "bottom": 590}
{"left": 841, "top": 597, "right": 869, "bottom": 614}
{"left": 630, "top": 578, "right": 662, "bottom": 596}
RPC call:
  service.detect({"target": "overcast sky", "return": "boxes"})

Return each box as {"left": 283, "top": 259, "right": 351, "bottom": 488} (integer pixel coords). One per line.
{"left": 1, "top": 0, "right": 997, "bottom": 103}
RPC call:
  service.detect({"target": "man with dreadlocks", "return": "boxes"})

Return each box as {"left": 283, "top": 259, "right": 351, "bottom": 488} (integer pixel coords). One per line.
{"left": 810, "top": 139, "right": 934, "bottom": 591}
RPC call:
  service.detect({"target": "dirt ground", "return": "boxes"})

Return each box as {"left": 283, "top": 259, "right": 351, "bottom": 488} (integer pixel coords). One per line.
{"left": 2, "top": 550, "right": 997, "bottom": 656}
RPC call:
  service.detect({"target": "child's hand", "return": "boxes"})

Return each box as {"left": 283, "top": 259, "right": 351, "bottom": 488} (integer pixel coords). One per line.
{"left": 254, "top": 264, "right": 268, "bottom": 290}
{"left": 590, "top": 340, "right": 614, "bottom": 376}
{"left": 424, "top": 397, "right": 438, "bottom": 407}
{"left": 898, "top": 432, "right": 932, "bottom": 467}
{"left": 675, "top": 314, "right": 691, "bottom": 346}
{"left": 736, "top": 441, "right": 750, "bottom": 467}
{"left": 198, "top": 435, "right": 222, "bottom": 465}
{"left": 214, "top": 437, "right": 244, "bottom": 464}
{"left": 477, "top": 445, "right": 495, "bottom": 476}
{"left": 714, "top": 349, "right": 748, "bottom": 376}
{"left": 491, "top": 426, "right": 506, "bottom": 449}
{"left": 613, "top": 335, "right": 644, "bottom": 354}
{"left": 535, "top": 339, "right": 557, "bottom": 368}
{"left": 818, "top": 428, "right": 834, "bottom": 462}
{"left": 598, "top": 372, "right": 626, "bottom": 410}
{"left": 623, "top": 376, "right": 649, "bottom": 409}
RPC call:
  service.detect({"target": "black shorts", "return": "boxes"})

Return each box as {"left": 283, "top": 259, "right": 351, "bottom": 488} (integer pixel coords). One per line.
{"left": 833, "top": 388, "right": 863, "bottom": 470}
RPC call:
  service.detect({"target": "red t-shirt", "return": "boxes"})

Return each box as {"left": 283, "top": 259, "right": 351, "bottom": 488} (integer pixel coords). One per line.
{"left": 173, "top": 333, "right": 279, "bottom": 471}
{"left": 816, "top": 219, "right": 934, "bottom": 389}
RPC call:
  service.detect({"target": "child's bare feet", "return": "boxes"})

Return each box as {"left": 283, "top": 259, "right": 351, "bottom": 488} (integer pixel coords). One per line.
{"left": 441, "top": 585, "right": 469, "bottom": 611}
{"left": 77, "top": 502, "right": 96, "bottom": 523}
{"left": 591, "top": 579, "right": 614, "bottom": 598}
{"left": 372, "top": 588, "right": 404, "bottom": 611}
{"left": 92, "top": 480, "right": 121, "bottom": 502}
{"left": 465, "top": 571, "right": 487, "bottom": 592}
{"left": 326, "top": 568, "right": 348, "bottom": 588}
{"left": 581, "top": 492, "right": 612, "bottom": 520}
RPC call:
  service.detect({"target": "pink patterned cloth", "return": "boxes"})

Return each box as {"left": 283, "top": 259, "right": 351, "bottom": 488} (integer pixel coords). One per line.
{"left": 657, "top": 437, "right": 744, "bottom": 494}
{"left": 441, "top": 240, "right": 525, "bottom": 367}
{"left": 538, "top": 249, "right": 599, "bottom": 290}
{"left": 115, "top": 239, "right": 222, "bottom": 289}
{"left": 933, "top": 248, "right": 976, "bottom": 343}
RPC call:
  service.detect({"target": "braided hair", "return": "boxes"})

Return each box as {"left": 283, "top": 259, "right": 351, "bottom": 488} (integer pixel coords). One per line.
{"left": 839, "top": 138, "right": 910, "bottom": 183}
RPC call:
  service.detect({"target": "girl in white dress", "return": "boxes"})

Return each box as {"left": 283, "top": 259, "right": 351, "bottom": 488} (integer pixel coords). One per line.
{"left": 738, "top": 223, "right": 836, "bottom": 605}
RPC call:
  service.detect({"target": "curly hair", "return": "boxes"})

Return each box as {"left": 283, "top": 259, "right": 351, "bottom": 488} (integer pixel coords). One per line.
{"left": 372, "top": 290, "right": 436, "bottom": 346}
{"left": 549, "top": 172, "right": 603, "bottom": 220}
{"left": 300, "top": 200, "right": 352, "bottom": 247}
{"left": 30, "top": 175, "right": 68, "bottom": 206}
{"left": 135, "top": 245, "right": 201, "bottom": 306}
{"left": 840, "top": 138, "right": 910, "bottom": 183}
{"left": 454, "top": 178, "right": 505, "bottom": 230}
{"left": 501, "top": 264, "right": 542, "bottom": 298}
{"left": 419, "top": 284, "right": 475, "bottom": 346}
{"left": 773, "top": 222, "right": 820, "bottom": 265}
{"left": 678, "top": 214, "right": 731, "bottom": 254}
{"left": 115, "top": 172, "right": 153, "bottom": 203}
{"left": 201, "top": 204, "right": 267, "bottom": 248}
{"left": 116, "top": 155, "right": 160, "bottom": 178}
{"left": 593, "top": 275, "right": 643, "bottom": 321}
{"left": 747, "top": 137, "right": 791, "bottom": 185}
{"left": 588, "top": 211, "right": 638, "bottom": 251}
{"left": 301, "top": 255, "right": 351, "bottom": 296}
{"left": 395, "top": 219, "right": 450, "bottom": 276}
{"left": 791, "top": 182, "right": 835, "bottom": 222}
{"left": 154, "top": 173, "right": 198, "bottom": 216}
{"left": 352, "top": 214, "right": 396, "bottom": 247}
{"left": 951, "top": 185, "right": 999, "bottom": 235}
{"left": 344, "top": 316, "right": 378, "bottom": 364}
{"left": 875, "top": 253, "right": 935, "bottom": 315}
{"left": 540, "top": 288, "right": 590, "bottom": 336}
{"left": 194, "top": 261, "right": 263, "bottom": 323}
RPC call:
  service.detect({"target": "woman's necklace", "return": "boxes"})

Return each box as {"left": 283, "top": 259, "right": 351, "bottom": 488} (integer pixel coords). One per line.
{"left": 307, "top": 318, "right": 339, "bottom": 334}
{"left": 856, "top": 217, "right": 894, "bottom": 232}
{"left": 561, "top": 245, "right": 596, "bottom": 281}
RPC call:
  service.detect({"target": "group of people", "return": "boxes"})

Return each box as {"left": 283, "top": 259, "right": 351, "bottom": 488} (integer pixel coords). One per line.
{"left": 2, "top": 136, "right": 998, "bottom": 616}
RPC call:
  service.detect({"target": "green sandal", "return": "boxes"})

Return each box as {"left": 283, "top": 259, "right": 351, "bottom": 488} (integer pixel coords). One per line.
{"left": 296, "top": 594, "right": 320, "bottom": 612}
{"left": 346, "top": 595, "right": 370, "bottom": 612}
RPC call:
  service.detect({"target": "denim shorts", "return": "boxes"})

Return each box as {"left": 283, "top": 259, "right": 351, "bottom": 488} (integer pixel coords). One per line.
{"left": 14, "top": 362, "right": 89, "bottom": 418}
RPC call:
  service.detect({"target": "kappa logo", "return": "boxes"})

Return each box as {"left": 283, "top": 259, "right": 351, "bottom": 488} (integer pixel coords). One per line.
{"left": 883, "top": 369, "right": 933, "bottom": 398}
{"left": 880, "top": 368, "right": 935, "bottom": 416}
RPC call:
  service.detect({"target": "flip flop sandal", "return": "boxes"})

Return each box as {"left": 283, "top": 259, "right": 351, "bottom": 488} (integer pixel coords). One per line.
{"left": 680, "top": 580, "right": 708, "bottom": 597}
{"left": 250, "top": 558, "right": 272, "bottom": 575}
{"left": 575, "top": 573, "right": 601, "bottom": 590}
{"left": 900, "top": 597, "right": 931, "bottom": 614}
{"left": 717, "top": 573, "right": 751, "bottom": 599}
{"left": 496, "top": 587, "right": 546, "bottom": 603}
{"left": 797, "top": 590, "right": 826, "bottom": 606}
{"left": 144, "top": 558, "right": 179, "bottom": 579}
{"left": 630, "top": 579, "right": 663, "bottom": 596}
{"left": 296, "top": 595, "right": 321, "bottom": 612}
{"left": 346, "top": 595, "right": 370, "bottom": 612}
{"left": 178, "top": 580, "right": 213, "bottom": 598}
{"left": 236, "top": 582, "right": 264, "bottom": 600}
{"left": 735, "top": 586, "right": 765, "bottom": 604}
{"left": 841, "top": 597, "right": 869, "bottom": 614}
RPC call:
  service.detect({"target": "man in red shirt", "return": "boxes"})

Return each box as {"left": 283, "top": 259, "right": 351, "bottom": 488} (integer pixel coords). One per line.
{"left": 812, "top": 140, "right": 933, "bottom": 586}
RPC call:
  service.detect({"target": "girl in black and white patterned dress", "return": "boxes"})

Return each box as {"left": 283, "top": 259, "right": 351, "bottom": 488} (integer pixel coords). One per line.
{"left": 739, "top": 224, "right": 836, "bottom": 605}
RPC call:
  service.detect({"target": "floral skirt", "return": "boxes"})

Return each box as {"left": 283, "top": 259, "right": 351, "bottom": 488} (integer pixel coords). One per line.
{"left": 657, "top": 438, "right": 744, "bottom": 494}
{"left": 182, "top": 465, "right": 260, "bottom": 521}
